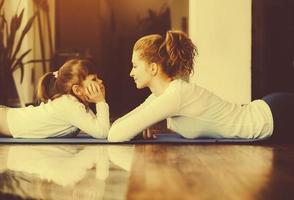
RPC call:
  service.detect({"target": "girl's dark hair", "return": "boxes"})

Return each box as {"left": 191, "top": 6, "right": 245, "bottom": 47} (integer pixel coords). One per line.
{"left": 134, "top": 30, "right": 198, "bottom": 80}
{"left": 37, "top": 59, "right": 95, "bottom": 103}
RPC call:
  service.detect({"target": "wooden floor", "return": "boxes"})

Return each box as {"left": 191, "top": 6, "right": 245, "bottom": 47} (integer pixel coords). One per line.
{"left": 0, "top": 143, "right": 294, "bottom": 200}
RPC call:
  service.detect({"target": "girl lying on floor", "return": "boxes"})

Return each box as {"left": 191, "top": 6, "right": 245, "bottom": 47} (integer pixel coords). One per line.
{"left": 0, "top": 59, "right": 109, "bottom": 138}
{"left": 108, "top": 30, "right": 294, "bottom": 142}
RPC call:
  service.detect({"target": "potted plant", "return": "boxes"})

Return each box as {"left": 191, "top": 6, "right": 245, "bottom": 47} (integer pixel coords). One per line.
{"left": 137, "top": 6, "right": 171, "bottom": 36}
{"left": 0, "top": 0, "right": 37, "bottom": 105}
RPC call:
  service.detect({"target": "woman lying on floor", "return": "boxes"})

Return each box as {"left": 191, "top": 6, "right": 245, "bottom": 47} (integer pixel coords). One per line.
{"left": 0, "top": 59, "right": 109, "bottom": 138}
{"left": 108, "top": 30, "right": 294, "bottom": 142}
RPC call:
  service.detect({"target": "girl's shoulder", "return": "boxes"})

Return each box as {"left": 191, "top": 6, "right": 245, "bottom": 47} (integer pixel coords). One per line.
{"left": 54, "top": 94, "right": 79, "bottom": 102}
{"left": 52, "top": 95, "right": 86, "bottom": 109}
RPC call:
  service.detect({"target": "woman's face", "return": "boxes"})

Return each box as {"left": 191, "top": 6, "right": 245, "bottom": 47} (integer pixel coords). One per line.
{"left": 130, "top": 51, "right": 153, "bottom": 89}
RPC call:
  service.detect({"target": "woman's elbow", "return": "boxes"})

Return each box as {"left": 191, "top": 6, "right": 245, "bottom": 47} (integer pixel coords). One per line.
{"left": 108, "top": 127, "right": 130, "bottom": 142}
{"left": 108, "top": 129, "right": 121, "bottom": 142}
{"left": 90, "top": 125, "right": 109, "bottom": 139}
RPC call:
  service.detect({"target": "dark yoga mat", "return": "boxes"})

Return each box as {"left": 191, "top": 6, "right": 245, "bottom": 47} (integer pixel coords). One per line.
{"left": 0, "top": 133, "right": 267, "bottom": 144}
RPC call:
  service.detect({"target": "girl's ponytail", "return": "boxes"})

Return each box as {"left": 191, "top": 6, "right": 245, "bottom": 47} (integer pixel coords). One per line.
{"left": 36, "top": 59, "right": 91, "bottom": 104}
{"left": 36, "top": 72, "right": 57, "bottom": 103}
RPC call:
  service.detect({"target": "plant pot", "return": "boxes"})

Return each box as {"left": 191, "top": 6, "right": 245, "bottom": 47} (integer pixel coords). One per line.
{"left": 0, "top": 70, "right": 20, "bottom": 107}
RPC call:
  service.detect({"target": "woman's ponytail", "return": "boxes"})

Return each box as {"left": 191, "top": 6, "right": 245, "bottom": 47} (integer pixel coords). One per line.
{"left": 36, "top": 72, "right": 57, "bottom": 103}
{"left": 163, "top": 30, "right": 198, "bottom": 79}
{"left": 133, "top": 30, "right": 198, "bottom": 80}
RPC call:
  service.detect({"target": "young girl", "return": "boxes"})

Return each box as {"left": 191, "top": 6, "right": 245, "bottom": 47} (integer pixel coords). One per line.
{"left": 108, "top": 30, "right": 294, "bottom": 142}
{"left": 0, "top": 59, "right": 110, "bottom": 138}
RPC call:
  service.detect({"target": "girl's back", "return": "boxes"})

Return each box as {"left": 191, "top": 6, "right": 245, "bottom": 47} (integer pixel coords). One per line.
{"left": 7, "top": 95, "right": 82, "bottom": 138}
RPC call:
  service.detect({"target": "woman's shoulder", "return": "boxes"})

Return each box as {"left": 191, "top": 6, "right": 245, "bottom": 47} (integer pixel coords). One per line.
{"left": 171, "top": 78, "right": 197, "bottom": 85}
{"left": 169, "top": 79, "right": 199, "bottom": 92}
{"left": 169, "top": 79, "right": 217, "bottom": 100}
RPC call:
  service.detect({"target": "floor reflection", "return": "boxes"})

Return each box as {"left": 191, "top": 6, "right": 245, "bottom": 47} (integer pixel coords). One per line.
{"left": 128, "top": 145, "right": 274, "bottom": 200}
{"left": 0, "top": 145, "right": 134, "bottom": 200}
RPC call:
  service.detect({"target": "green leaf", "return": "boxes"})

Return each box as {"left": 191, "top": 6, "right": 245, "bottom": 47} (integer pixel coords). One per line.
{"left": 1, "top": 14, "right": 8, "bottom": 44}
{"left": 20, "top": 11, "right": 36, "bottom": 36}
{"left": 6, "top": 10, "right": 24, "bottom": 62}
{"left": 24, "top": 58, "right": 51, "bottom": 64}
{"left": 10, "top": 9, "right": 23, "bottom": 34}
{"left": 0, "top": 16, "right": 5, "bottom": 49}
{"left": 10, "top": 49, "right": 31, "bottom": 72}
{"left": 10, "top": 12, "right": 37, "bottom": 68}
{"left": 19, "top": 62, "right": 24, "bottom": 83}
{"left": 0, "top": 0, "right": 4, "bottom": 11}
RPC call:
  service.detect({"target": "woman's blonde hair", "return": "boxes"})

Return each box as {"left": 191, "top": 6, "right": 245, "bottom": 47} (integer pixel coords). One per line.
{"left": 37, "top": 59, "right": 94, "bottom": 103}
{"left": 133, "top": 30, "right": 198, "bottom": 80}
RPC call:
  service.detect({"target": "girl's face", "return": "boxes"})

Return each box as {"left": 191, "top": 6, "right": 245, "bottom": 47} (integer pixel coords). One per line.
{"left": 82, "top": 74, "right": 103, "bottom": 90}
{"left": 130, "top": 51, "right": 153, "bottom": 89}
{"left": 74, "top": 74, "right": 103, "bottom": 101}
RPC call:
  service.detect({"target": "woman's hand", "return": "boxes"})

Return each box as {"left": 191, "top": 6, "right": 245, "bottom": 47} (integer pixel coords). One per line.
{"left": 85, "top": 82, "right": 105, "bottom": 103}
{"left": 142, "top": 128, "right": 158, "bottom": 139}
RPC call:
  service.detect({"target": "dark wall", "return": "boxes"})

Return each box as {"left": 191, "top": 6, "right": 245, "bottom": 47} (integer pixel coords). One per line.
{"left": 252, "top": 0, "right": 294, "bottom": 99}
{"left": 55, "top": 0, "right": 176, "bottom": 117}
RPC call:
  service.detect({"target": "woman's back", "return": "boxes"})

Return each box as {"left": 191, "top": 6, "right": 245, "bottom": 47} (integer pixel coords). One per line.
{"left": 168, "top": 79, "right": 273, "bottom": 139}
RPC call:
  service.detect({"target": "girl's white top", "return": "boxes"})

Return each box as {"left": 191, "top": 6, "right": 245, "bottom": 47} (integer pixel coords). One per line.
{"left": 108, "top": 79, "right": 273, "bottom": 142}
{"left": 7, "top": 95, "right": 110, "bottom": 138}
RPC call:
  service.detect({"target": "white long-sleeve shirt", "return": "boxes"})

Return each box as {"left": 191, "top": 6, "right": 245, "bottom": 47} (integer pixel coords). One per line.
{"left": 7, "top": 95, "right": 110, "bottom": 138}
{"left": 108, "top": 79, "right": 273, "bottom": 142}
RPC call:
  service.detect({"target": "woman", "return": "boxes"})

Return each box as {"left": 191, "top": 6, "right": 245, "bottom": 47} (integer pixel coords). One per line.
{"left": 108, "top": 30, "right": 294, "bottom": 142}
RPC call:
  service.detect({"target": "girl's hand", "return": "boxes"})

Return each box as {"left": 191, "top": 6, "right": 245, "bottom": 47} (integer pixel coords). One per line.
{"left": 85, "top": 82, "right": 105, "bottom": 103}
{"left": 99, "top": 83, "right": 105, "bottom": 99}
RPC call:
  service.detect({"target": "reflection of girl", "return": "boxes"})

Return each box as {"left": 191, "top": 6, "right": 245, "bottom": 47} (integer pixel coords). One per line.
{"left": 0, "top": 59, "right": 109, "bottom": 138}
{"left": 108, "top": 30, "right": 294, "bottom": 142}
{"left": 0, "top": 145, "right": 134, "bottom": 200}
{"left": 5, "top": 146, "right": 109, "bottom": 186}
